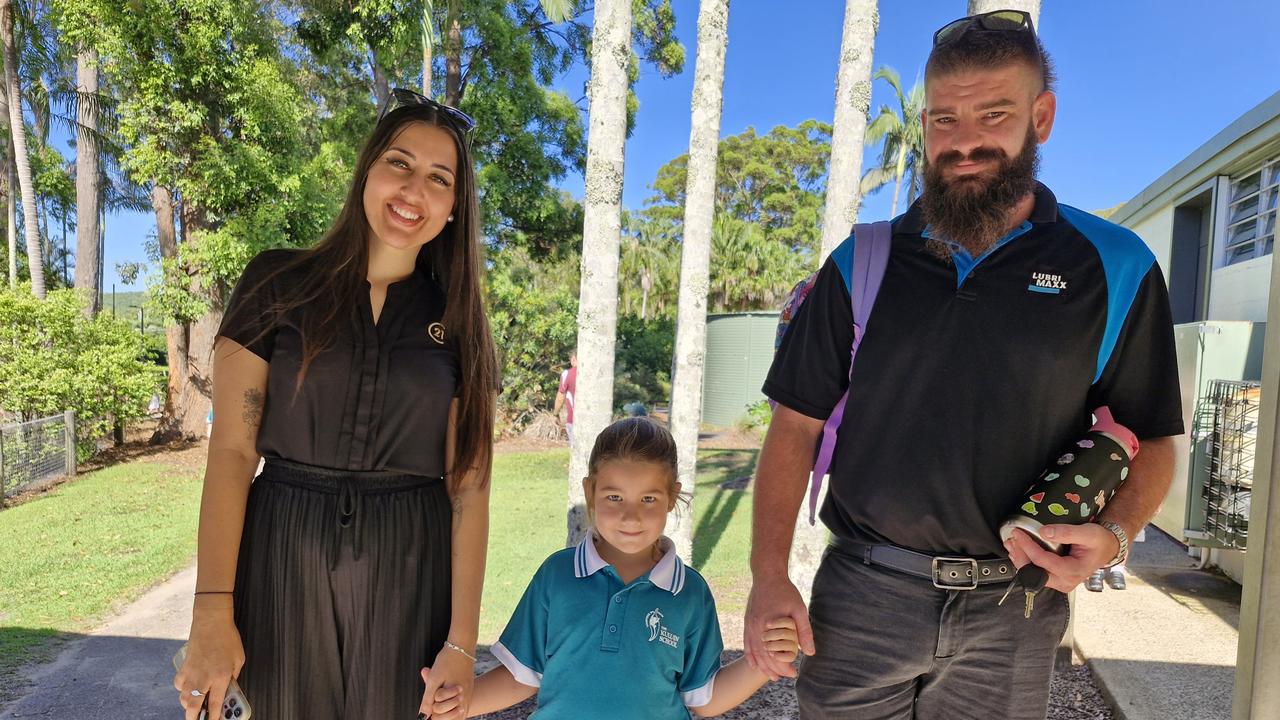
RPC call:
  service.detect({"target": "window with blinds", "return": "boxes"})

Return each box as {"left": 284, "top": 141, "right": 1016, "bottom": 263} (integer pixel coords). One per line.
{"left": 1225, "top": 158, "right": 1279, "bottom": 265}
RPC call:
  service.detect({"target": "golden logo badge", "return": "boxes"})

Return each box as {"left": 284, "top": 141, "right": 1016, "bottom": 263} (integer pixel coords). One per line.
{"left": 428, "top": 322, "right": 446, "bottom": 344}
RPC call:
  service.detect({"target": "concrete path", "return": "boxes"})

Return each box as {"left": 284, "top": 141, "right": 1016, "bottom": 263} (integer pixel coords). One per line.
{"left": 1074, "top": 527, "right": 1241, "bottom": 720}
{"left": 0, "top": 567, "right": 195, "bottom": 719}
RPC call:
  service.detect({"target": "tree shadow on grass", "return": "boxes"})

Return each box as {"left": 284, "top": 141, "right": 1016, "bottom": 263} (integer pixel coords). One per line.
{"left": 692, "top": 450, "right": 759, "bottom": 569}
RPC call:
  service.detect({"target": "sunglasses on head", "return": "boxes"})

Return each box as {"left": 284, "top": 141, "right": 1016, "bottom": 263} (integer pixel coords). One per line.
{"left": 377, "top": 88, "right": 477, "bottom": 134}
{"left": 933, "top": 9, "right": 1034, "bottom": 47}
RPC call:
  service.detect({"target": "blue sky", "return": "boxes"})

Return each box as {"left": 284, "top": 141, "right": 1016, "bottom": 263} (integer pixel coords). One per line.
{"left": 92, "top": 0, "right": 1280, "bottom": 292}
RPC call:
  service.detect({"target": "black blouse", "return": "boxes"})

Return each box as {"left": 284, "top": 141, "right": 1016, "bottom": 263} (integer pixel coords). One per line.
{"left": 216, "top": 249, "right": 458, "bottom": 476}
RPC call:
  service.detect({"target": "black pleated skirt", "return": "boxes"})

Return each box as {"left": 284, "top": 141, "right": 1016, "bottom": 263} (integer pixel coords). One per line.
{"left": 233, "top": 458, "right": 452, "bottom": 719}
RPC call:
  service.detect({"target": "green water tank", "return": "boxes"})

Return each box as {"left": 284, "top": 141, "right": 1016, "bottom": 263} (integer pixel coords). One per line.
{"left": 700, "top": 312, "right": 780, "bottom": 427}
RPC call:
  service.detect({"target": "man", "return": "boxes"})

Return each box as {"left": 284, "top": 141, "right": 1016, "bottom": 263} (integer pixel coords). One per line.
{"left": 554, "top": 351, "right": 577, "bottom": 444}
{"left": 743, "top": 10, "right": 1183, "bottom": 719}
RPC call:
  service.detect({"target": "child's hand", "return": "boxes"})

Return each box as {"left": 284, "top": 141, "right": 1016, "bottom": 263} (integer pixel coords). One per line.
{"left": 421, "top": 667, "right": 465, "bottom": 720}
{"left": 430, "top": 681, "right": 464, "bottom": 719}
{"left": 762, "top": 617, "right": 800, "bottom": 666}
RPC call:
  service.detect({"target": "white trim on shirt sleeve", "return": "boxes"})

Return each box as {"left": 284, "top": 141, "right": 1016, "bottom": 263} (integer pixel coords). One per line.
{"left": 490, "top": 641, "right": 543, "bottom": 688}
{"left": 681, "top": 673, "right": 717, "bottom": 708}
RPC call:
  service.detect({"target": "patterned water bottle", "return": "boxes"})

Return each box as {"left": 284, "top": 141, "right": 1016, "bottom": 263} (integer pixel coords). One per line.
{"left": 998, "top": 407, "right": 1139, "bottom": 552}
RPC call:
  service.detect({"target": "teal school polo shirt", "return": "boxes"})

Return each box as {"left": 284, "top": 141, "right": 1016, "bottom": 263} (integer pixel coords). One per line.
{"left": 491, "top": 535, "right": 724, "bottom": 719}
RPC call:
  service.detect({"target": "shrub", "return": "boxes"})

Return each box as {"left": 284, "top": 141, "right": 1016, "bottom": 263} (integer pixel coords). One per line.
{"left": 0, "top": 286, "right": 161, "bottom": 452}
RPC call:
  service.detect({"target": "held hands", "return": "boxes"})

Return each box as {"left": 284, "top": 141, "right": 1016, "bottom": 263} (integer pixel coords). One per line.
{"left": 743, "top": 576, "right": 815, "bottom": 681}
{"left": 761, "top": 617, "right": 802, "bottom": 667}
{"left": 1004, "top": 524, "right": 1122, "bottom": 594}
{"left": 419, "top": 644, "right": 476, "bottom": 720}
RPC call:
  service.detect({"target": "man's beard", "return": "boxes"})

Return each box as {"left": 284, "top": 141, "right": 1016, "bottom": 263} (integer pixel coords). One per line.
{"left": 920, "top": 123, "right": 1040, "bottom": 261}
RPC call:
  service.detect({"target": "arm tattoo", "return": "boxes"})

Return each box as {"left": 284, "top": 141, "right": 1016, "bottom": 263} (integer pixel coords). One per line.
{"left": 452, "top": 496, "right": 464, "bottom": 515}
{"left": 242, "top": 388, "right": 265, "bottom": 431}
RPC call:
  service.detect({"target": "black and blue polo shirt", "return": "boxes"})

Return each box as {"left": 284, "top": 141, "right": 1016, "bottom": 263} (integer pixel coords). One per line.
{"left": 764, "top": 183, "right": 1184, "bottom": 557}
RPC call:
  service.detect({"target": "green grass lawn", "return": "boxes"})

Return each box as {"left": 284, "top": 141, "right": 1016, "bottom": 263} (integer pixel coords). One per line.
{"left": 0, "top": 460, "right": 204, "bottom": 681}
{"left": 0, "top": 447, "right": 761, "bottom": 681}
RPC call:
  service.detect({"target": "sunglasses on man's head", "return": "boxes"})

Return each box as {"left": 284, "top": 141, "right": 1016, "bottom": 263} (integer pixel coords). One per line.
{"left": 933, "top": 9, "right": 1034, "bottom": 47}
{"left": 377, "top": 88, "right": 477, "bottom": 134}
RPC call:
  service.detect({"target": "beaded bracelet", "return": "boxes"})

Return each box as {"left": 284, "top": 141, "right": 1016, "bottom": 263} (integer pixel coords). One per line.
{"left": 443, "top": 640, "right": 477, "bottom": 662}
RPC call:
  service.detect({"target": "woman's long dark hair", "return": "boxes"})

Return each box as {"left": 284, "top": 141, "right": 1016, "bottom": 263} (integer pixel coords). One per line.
{"left": 229, "top": 104, "right": 496, "bottom": 491}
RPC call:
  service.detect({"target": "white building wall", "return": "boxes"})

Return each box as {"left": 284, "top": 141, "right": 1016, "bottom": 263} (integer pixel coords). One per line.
{"left": 1208, "top": 255, "right": 1272, "bottom": 321}
{"left": 1129, "top": 205, "right": 1175, "bottom": 278}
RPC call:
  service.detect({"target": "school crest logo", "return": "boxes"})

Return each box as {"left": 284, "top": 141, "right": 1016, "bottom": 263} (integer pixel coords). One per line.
{"left": 645, "top": 608, "right": 680, "bottom": 649}
{"left": 428, "top": 322, "right": 446, "bottom": 344}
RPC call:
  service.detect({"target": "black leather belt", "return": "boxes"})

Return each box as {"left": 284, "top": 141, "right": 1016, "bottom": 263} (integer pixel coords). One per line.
{"left": 830, "top": 535, "right": 1014, "bottom": 590}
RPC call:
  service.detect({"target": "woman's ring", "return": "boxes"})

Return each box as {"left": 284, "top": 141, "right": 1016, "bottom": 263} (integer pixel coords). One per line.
{"left": 189, "top": 689, "right": 204, "bottom": 697}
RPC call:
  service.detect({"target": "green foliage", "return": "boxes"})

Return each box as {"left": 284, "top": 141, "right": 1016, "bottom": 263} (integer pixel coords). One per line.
{"left": 709, "top": 214, "right": 810, "bottom": 311}
{"left": 56, "top": 0, "right": 339, "bottom": 324}
{"left": 644, "top": 121, "right": 833, "bottom": 255}
{"left": 614, "top": 315, "right": 673, "bottom": 409}
{"left": 485, "top": 247, "right": 579, "bottom": 425}
{"left": 0, "top": 287, "right": 160, "bottom": 446}
{"left": 737, "top": 398, "right": 773, "bottom": 435}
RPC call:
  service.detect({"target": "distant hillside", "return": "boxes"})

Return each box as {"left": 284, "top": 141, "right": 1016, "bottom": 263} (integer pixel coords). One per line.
{"left": 102, "top": 291, "right": 167, "bottom": 335}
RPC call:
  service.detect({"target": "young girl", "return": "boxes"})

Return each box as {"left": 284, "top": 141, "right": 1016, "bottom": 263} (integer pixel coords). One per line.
{"left": 173, "top": 88, "right": 497, "bottom": 720}
{"left": 428, "top": 417, "right": 799, "bottom": 719}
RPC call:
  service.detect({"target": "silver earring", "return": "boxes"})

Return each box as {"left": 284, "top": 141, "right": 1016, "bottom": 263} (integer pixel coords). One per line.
{"left": 447, "top": 215, "right": 454, "bottom": 222}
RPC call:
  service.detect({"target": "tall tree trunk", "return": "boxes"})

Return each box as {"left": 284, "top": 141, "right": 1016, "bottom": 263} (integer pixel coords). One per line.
{"left": 422, "top": 5, "right": 433, "bottom": 96}
{"left": 2, "top": 0, "right": 45, "bottom": 298}
{"left": 967, "top": 0, "right": 1039, "bottom": 28}
{"left": 444, "top": 0, "right": 462, "bottom": 107}
{"left": 75, "top": 47, "right": 101, "bottom": 315}
{"left": 889, "top": 141, "right": 905, "bottom": 218}
{"left": 565, "top": 0, "right": 633, "bottom": 547}
{"left": 154, "top": 185, "right": 219, "bottom": 443}
{"left": 817, "top": 0, "right": 878, "bottom": 264}
{"left": 3, "top": 137, "right": 13, "bottom": 289}
{"left": 370, "top": 50, "right": 390, "bottom": 108}
{"left": 152, "top": 184, "right": 189, "bottom": 442}
{"left": 667, "top": 0, "right": 731, "bottom": 562}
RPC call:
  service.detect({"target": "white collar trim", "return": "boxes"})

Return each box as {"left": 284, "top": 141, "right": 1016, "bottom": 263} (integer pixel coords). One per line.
{"left": 574, "top": 534, "right": 686, "bottom": 595}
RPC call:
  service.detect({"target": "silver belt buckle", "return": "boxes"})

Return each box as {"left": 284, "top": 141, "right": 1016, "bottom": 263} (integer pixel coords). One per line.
{"left": 932, "top": 556, "right": 979, "bottom": 590}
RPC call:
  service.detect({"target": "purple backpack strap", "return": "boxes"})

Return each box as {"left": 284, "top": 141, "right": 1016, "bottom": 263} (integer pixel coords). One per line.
{"left": 806, "top": 221, "right": 892, "bottom": 524}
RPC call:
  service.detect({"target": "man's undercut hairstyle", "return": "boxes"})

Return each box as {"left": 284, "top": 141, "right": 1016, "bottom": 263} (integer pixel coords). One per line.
{"left": 926, "top": 18, "right": 1056, "bottom": 94}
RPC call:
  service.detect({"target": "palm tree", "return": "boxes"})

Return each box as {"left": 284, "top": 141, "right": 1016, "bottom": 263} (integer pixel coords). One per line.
{"left": 619, "top": 228, "right": 675, "bottom": 320}
{"left": 2, "top": 0, "right": 44, "bottom": 298}
{"left": 817, "top": 0, "right": 878, "bottom": 264}
{"left": 74, "top": 46, "right": 101, "bottom": 315}
{"left": 860, "top": 66, "right": 923, "bottom": 219}
{"left": 566, "top": 0, "right": 632, "bottom": 547}
{"left": 967, "top": 0, "right": 1039, "bottom": 28}
{"left": 667, "top": 0, "right": 731, "bottom": 561}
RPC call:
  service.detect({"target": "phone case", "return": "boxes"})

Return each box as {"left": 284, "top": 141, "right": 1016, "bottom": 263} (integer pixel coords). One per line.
{"left": 172, "top": 644, "right": 253, "bottom": 720}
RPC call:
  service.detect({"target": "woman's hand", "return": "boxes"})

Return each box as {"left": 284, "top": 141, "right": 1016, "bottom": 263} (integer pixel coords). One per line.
{"left": 174, "top": 604, "right": 245, "bottom": 720}
{"left": 419, "top": 644, "right": 476, "bottom": 720}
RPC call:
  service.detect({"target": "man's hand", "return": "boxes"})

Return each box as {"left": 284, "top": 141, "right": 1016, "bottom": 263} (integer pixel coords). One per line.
{"left": 743, "top": 575, "right": 815, "bottom": 680}
{"left": 1004, "top": 524, "right": 1121, "bottom": 593}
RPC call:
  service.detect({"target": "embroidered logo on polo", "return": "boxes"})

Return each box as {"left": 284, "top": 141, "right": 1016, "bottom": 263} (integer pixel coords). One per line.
{"left": 428, "top": 322, "right": 446, "bottom": 344}
{"left": 1027, "top": 272, "right": 1067, "bottom": 295}
{"left": 645, "top": 608, "right": 680, "bottom": 648}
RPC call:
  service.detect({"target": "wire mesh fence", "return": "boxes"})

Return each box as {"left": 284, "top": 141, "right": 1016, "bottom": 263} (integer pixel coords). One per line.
{"left": 0, "top": 411, "right": 76, "bottom": 499}
{"left": 1200, "top": 380, "right": 1259, "bottom": 550}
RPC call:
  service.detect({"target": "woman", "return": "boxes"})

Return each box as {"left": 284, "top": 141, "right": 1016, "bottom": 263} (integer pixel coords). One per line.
{"left": 173, "top": 88, "right": 497, "bottom": 720}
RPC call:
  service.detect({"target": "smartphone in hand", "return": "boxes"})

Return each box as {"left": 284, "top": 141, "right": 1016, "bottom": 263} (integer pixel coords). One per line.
{"left": 172, "top": 644, "right": 253, "bottom": 720}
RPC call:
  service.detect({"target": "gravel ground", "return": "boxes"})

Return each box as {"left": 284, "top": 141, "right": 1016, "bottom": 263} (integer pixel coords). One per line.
{"left": 472, "top": 647, "right": 1115, "bottom": 719}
